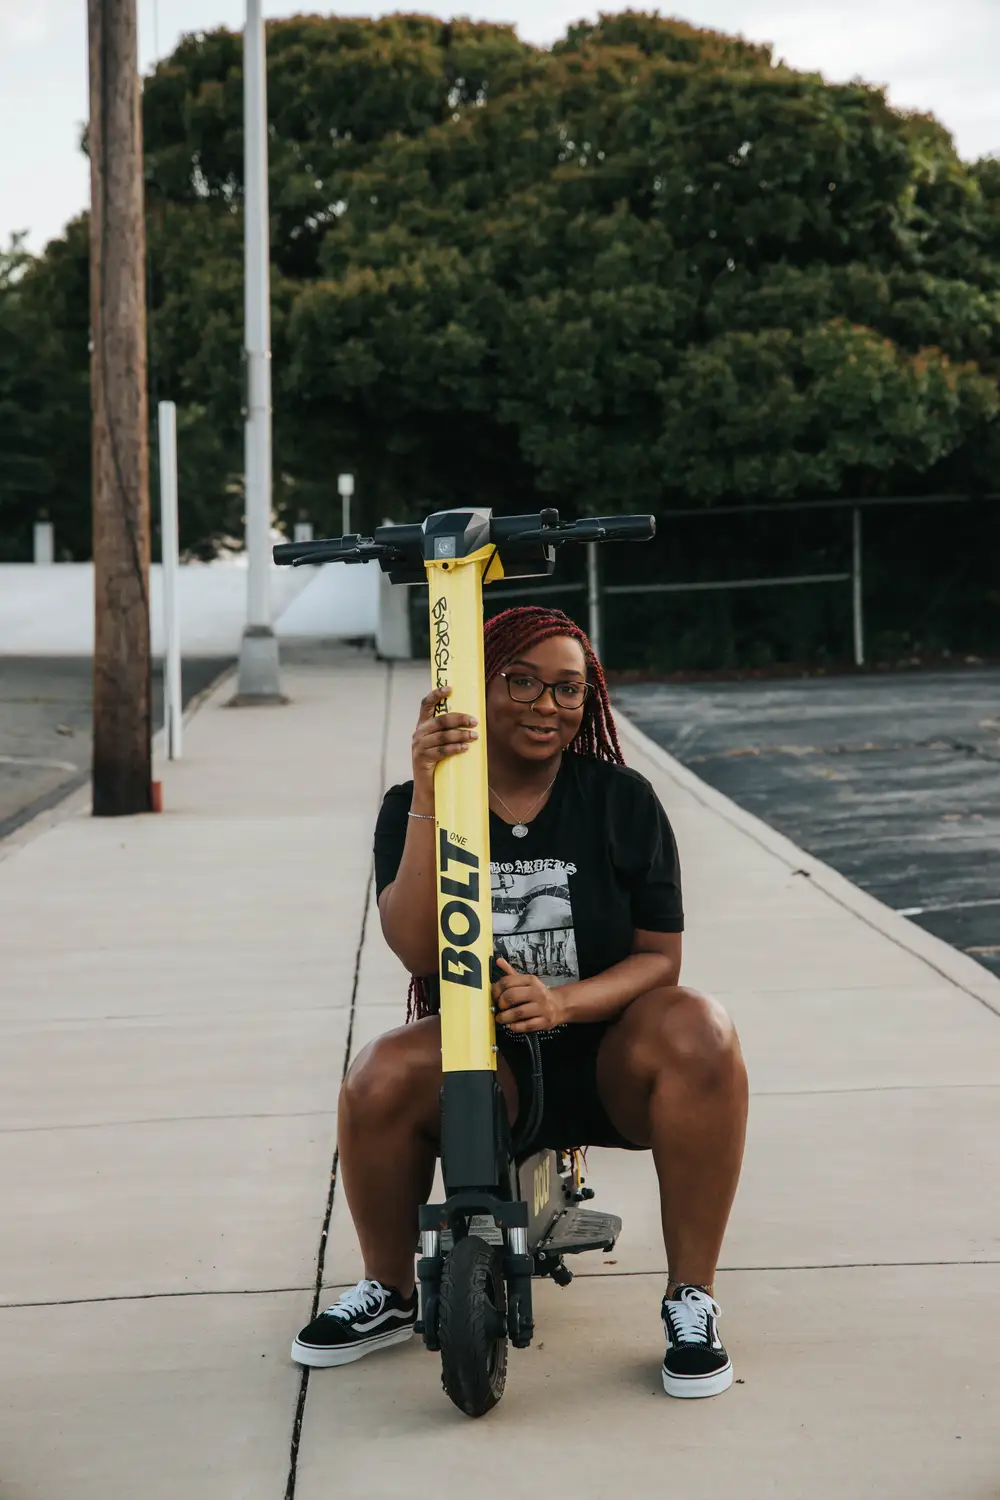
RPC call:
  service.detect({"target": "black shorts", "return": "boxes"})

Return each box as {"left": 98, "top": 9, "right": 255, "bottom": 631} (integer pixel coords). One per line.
{"left": 498, "top": 1024, "right": 643, "bottom": 1152}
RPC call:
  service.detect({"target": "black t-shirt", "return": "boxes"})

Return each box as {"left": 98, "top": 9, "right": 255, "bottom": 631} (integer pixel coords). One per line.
{"left": 373, "top": 755, "right": 683, "bottom": 1043}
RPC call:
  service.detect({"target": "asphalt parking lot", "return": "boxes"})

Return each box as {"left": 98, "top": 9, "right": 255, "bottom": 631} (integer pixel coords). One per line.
{"left": 614, "top": 668, "right": 1000, "bottom": 979}
{"left": 0, "top": 657, "right": 231, "bottom": 838}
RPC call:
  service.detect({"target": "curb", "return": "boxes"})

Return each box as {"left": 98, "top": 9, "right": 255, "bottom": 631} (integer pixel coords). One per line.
{"left": 616, "top": 712, "right": 1000, "bottom": 1020}
{"left": 152, "top": 660, "right": 237, "bottom": 762}
{"left": 0, "top": 660, "right": 236, "bottom": 862}
{"left": 0, "top": 774, "right": 93, "bottom": 863}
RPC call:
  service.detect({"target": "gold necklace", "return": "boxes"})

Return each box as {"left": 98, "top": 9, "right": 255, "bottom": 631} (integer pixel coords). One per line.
{"left": 489, "top": 773, "right": 559, "bottom": 839}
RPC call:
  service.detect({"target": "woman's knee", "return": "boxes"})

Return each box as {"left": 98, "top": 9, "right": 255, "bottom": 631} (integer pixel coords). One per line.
{"left": 340, "top": 1018, "right": 442, "bottom": 1130}
{"left": 625, "top": 986, "right": 743, "bottom": 1091}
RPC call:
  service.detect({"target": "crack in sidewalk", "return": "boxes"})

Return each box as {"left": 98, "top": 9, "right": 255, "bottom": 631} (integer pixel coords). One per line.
{"left": 283, "top": 662, "right": 391, "bottom": 1500}
{"left": 4, "top": 1257, "right": 997, "bottom": 1314}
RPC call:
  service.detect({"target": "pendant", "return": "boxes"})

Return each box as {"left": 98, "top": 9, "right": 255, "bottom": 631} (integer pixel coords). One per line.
{"left": 512, "top": 824, "right": 529, "bottom": 839}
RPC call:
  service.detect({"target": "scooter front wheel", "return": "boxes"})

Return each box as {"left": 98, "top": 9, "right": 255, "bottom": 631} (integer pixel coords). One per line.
{"left": 438, "top": 1233, "right": 508, "bottom": 1417}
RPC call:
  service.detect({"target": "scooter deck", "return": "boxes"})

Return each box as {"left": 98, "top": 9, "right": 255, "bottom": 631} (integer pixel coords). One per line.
{"left": 432, "top": 1206, "right": 621, "bottom": 1259}
{"left": 536, "top": 1206, "right": 622, "bottom": 1258}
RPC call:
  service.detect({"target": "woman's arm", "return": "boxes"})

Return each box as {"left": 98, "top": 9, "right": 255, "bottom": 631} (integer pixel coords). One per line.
{"left": 378, "top": 686, "right": 478, "bottom": 975}
{"left": 494, "top": 930, "right": 682, "bottom": 1033}
{"left": 377, "top": 807, "right": 438, "bottom": 976}
{"left": 562, "top": 929, "right": 682, "bottom": 1023}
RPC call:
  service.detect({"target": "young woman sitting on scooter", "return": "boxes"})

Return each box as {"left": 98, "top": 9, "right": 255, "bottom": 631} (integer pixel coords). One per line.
{"left": 292, "top": 606, "right": 749, "bottom": 1398}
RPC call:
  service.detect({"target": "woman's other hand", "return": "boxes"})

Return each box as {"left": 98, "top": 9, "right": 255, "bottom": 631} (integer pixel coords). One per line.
{"left": 492, "top": 957, "right": 568, "bottom": 1033}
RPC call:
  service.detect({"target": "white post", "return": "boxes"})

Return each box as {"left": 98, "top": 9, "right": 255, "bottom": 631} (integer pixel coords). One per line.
{"left": 587, "top": 542, "right": 602, "bottom": 660}
{"left": 33, "top": 518, "right": 54, "bottom": 565}
{"left": 375, "top": 518, "right": 413, "bottom": 660}
{"left": 852, "top": 506, "right": 865, "bottom": 668}
{"left": 293, "top": 518, "right": 313, "bottom": 543}
{"left": 157, "top": 401, "right": 182, "bottom": 759}
{"left": 236, "top": 0, "right": 281, "bottom": 700}
{"left": 338, "top": 472, "right": 354, "bottom": 535}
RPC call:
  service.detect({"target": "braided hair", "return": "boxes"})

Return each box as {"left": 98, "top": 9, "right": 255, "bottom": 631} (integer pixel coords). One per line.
{"left": 483, "top": 606, "right": 624, "bottom": 765}
{"left": 406, "top": 606, "right": 624, "bottom": 1020}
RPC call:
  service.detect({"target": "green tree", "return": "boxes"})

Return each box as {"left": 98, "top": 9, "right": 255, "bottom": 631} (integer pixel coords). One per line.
{"left": 0, "top": 231, "right": 91, "bottom": 560}
{"left": 2, "top": 9, "right": 999, "bottom": 578}
{"left": 285, "top": 16, "right": 1000, "bottom": 517}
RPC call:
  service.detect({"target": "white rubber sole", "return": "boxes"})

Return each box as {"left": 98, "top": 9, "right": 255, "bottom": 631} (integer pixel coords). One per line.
{"left": 662, "top": 1358, "right": 734, "bottom": 1399}
{"left": 291, "top": 1325, "right": 415, "bottom": 1368}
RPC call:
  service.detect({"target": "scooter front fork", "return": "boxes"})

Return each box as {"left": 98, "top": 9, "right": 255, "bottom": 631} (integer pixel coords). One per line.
{"left": 416, "top": 1224, "right": 442, "bottom": 1352}
{"left": 415, "top": 1202, "right": 535, "bottom": 1352}
{"left": 504, "top": 1224, "right": 535, "bottom": 1350}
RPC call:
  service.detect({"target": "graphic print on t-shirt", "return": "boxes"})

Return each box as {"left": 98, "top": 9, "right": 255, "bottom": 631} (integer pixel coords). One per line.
{"left": 491, "top": 858, "right": 579, "bottom": 987}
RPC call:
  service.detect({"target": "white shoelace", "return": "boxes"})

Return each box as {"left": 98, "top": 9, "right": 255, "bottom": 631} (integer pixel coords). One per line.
{"left": 664, "top": 1286, "right": 722, "bottom": 1345}
{"left": 325, "top": 1279, "right": 387, "bottom": 1322}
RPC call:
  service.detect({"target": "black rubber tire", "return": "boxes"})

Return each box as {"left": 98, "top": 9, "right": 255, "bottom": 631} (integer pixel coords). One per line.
{"left": 438, "top": 1234, "right": 508, "bottom": 1417}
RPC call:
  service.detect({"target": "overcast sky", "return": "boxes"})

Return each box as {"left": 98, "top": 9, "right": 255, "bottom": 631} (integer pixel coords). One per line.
{"left": 3, "top": 0, "right": 998, "bottom": 254}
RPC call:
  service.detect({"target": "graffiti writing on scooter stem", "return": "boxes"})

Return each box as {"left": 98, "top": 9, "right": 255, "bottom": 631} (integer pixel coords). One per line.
{"left": 431, "top": 597, "right": 449, "bottom": 709}
{"left": 439, "top": 828, "right": 483, "bottom": 989}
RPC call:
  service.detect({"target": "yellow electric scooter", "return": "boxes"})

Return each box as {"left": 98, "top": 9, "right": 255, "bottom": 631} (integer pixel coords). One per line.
{"left": 274, "top": 507, "right": 655, "bottom": 1416}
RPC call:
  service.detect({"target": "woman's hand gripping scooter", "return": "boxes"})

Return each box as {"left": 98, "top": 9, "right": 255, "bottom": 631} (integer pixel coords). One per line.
{"left": 274, "top": 506, "right": 654, "bottom": 1416}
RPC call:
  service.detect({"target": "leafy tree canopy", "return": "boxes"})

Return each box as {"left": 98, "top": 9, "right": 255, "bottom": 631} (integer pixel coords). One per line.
{"left": 2, "top": 10, "right": 999, "bottom": 561}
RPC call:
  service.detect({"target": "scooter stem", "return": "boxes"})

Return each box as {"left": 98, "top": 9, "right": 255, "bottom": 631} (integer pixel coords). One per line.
{"left": 427, "top": 544, "right": 501, "bottom": 1076}
{"left": 427, "top": 541, "right": 507, "bottom": 1190}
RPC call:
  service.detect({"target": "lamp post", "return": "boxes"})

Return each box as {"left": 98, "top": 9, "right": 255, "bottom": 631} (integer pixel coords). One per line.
{"left": 236, "top": 0, "right": 282, "bottom": 701}
{"left": 338, "top": 472, "right": 354, "bottom": 535}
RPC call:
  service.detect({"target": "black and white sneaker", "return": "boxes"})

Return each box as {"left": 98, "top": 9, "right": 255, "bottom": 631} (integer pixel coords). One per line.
{"left": 291, "top": 1279, "right": 418, "bottom": 1368}
{"left": 661, "top": 1285, "right": 733, "bottom": 1398}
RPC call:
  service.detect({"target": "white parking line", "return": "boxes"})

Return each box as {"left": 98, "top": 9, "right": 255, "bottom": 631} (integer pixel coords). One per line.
{"left": 0, "top": 755, "right": 79, "bottom": 774}
{"left": 897, "top": 897, "right": 1000, "bottom": 916}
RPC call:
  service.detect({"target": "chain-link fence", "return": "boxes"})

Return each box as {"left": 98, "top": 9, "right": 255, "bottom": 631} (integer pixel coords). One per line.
{"left": 397, "top": 494, "right": 1000, "bottom": 673}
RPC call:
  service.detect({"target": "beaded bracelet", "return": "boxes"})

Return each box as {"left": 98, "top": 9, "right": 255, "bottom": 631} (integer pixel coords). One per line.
{"left": 407, "top": 811, "right": 435, "bottom": 821}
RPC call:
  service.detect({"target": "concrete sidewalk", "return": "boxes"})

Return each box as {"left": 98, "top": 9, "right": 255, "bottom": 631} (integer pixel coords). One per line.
{"left": 1, "top": 645, "right": 998, "bottom": 1500}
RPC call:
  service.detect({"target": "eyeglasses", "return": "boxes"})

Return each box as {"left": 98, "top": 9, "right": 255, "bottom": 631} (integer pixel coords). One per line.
{"left": 498, "top": 672, "right": 591, "bottom": 710}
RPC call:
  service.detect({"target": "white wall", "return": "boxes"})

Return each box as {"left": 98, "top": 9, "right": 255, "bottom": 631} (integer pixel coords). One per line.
{"left": 274, "top": 559, "right": 378, "bottom": 641}
{"left": 0, "top": 559, "right": 379, "bottom": 656}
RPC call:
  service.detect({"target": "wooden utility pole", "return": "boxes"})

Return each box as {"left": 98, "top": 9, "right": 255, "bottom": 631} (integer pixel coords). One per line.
{"left": 87, "top": 0, "right": 152, "bottom": 816}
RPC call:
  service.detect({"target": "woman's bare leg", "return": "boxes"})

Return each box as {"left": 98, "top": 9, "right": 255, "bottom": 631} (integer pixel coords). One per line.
{"left": 596, "top": 987, "right": 748, "bottom": 1291}
{"left": 337, "top": 1017, "right": 519, "bottom": 1296}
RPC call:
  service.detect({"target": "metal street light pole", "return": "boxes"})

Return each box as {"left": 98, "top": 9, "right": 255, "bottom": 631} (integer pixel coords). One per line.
{"left": 236, "top": 0, "right": 282, "bottom": 701}
{"left": 338, "top": 472, "right": 354, "bottom": 535}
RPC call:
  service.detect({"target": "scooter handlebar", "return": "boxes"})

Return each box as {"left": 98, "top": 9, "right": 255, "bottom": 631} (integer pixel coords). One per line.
{"left": 272, "top": 538, "right": 347, "bottom": 565}
{"left": 560, "top": 515, "right": 656, "bottom": 543}
{"left": 488, "top": 512, "right": 655, "bottom": 546}
{"left": 271, "top": 510, "right": 655, "bottom": 567}
{"left": 272, "top": 535, "right": 393, "bottom": 567}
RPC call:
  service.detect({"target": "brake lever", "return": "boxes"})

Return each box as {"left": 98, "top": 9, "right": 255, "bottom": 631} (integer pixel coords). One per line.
{"left": 291, "top": 543, "right": 400, "bottom": 567}
{"left": 511, "top": 523, "right": 608, "bottom": 545}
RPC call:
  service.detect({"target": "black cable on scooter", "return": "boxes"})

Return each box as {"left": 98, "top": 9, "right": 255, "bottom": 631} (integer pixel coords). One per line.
{"left": 511, "top": 1033, "right": 544, "bottom": 1157}
{"left": 492, "top": 957, "right": 545, "bottom": 1158}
